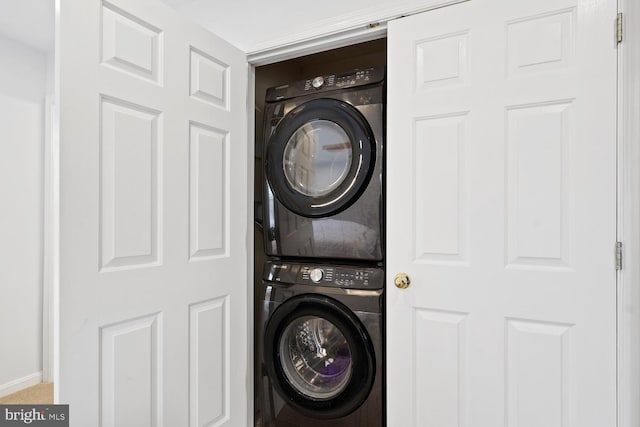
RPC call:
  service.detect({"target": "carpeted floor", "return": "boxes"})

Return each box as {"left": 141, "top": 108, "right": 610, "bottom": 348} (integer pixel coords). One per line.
{"left": 0, "top": 383, "right": 53, "bottom": 404}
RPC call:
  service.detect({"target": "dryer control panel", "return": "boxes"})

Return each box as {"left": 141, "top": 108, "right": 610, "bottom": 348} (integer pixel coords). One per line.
{"left": 265, "top": 66, "right": 385, "bottom": 102}
{"left": 264, "top": 261, "right": 384, "bottom": 290}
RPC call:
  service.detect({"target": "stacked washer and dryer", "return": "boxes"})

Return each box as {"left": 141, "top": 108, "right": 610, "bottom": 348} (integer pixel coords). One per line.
{"left": 257, "top": 67, "right": 386, "bottom": 426}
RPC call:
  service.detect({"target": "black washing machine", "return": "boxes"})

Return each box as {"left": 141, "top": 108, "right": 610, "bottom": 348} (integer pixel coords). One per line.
{"left": 262, "top": 67, "right": 385, "bottom": 261}
{"left": 257, "top": 260, "right": 384, "bottom": 426}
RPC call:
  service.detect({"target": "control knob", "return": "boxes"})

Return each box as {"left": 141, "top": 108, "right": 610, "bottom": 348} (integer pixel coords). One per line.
{"left": 312, "top": 76, "right": 325, "bottom": 89}
{"left": 309, "top": 268, "right": 324, "bottom": 283}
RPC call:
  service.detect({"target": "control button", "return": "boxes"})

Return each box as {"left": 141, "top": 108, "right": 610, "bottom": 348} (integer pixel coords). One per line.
{"left": 312, "top": 76, "right": 325, "bottom": 89}
{"left": 310, "top": 268, "right": 324, "bottom": 283}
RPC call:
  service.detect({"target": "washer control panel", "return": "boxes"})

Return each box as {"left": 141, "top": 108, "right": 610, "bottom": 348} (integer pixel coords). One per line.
{"left": 264, "top": 261, "right": 384, "bottom": 290}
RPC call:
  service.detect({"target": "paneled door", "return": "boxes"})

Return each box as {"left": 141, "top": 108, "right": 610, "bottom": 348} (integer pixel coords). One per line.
{"left": 58, "top": 0, "right": 248, "bottom": 425}
{"left": 387, "top": 0, "right": 617, "bottom": 426}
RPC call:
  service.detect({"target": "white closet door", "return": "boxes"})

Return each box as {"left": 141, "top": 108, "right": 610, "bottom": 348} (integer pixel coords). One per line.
{"left": 386, "top": 0, "right": 617, "bottom": 426}
{"left": 58, "top": 0, "right": 248, "bottom": 425}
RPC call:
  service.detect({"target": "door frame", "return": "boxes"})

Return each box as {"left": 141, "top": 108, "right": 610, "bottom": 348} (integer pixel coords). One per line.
{"left": 618, "top": 0, "right": 640, "bottom": 426}
{"left": 248, "top": 1, "right": 638, "bottom": 426}
{"left": 42, "top": 95, "right": 58, "bottom": 384}
{"left": 247, "top": 65, "right": 257, "bottom": 424}
{"left": 246, "top": 0, "right": 466, "bottom": 65}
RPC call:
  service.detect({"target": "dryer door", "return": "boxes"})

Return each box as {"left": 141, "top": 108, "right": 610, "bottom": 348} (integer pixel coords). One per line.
{"left": 265, "top": 98, "right": 376, "bottom": 217}
{"left": 264, "top": 294, "right": 376, "bottom": 419}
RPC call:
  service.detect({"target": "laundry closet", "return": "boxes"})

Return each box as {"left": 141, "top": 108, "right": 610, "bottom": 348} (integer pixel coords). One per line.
{"left": 50, "top": 0, "right": 631, "bottom": 425}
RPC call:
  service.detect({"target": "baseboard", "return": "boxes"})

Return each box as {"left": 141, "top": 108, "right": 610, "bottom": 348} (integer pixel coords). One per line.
{"left": 0, "top": 372, "right": 43, "bottom": 398}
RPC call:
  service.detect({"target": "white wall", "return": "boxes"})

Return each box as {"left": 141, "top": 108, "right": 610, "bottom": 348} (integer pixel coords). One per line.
{"left": 0, "top": 33, "right": 48, "bottom": 395}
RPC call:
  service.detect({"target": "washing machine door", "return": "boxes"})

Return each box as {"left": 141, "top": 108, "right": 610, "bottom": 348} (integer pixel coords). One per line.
{"left": 264, "top": 294, "right": 376, "bottom": 419}
{"left": 265, "top": 98, "right": 376, "bottom": 217}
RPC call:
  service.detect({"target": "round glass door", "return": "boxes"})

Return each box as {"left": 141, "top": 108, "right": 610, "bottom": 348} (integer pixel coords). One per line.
{"left": 279, "top": 315, "right": 353, "bottom": 399}
{"left": 265, "top": 98, "right": 375, "bottom": 217}
{"left": 283, "top": 120, "right": 353, "bottom": 198}
{"left": 264, "top": 294, "right": 375, "bottom": 419}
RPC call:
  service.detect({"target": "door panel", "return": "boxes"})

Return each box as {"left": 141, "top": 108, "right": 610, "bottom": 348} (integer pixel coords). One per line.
{"left": 58, "top": 0, "right": 248, "bottom": 425}
{"left": 387, "top": 0, "right": 617, "bottom": 426}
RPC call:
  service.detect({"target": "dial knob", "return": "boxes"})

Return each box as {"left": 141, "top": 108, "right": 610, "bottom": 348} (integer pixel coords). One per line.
{"left": 310, "top": 268, "right": 324, "bottom": 283}
{"left": 312, "top": 76, "right": 325, "bottom": 89}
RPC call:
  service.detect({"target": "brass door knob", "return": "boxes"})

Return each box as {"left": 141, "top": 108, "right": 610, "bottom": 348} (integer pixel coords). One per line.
{"left": 394, "top": 273, "right": 411, "bottom": 289}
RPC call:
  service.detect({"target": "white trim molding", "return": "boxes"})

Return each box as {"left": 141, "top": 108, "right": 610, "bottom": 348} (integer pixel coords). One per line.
{"left": 42, "top": 96, "right": 58, "bottom": 384}
{"left": 247, "top": 0, "right": 466, "bottom": 65}
{"left": 52, "top": 0, "right": 61, "bottom": 403}
{"left": 0, "top": 372, "right": 43, "bottom": 399}
{"left": 619, "top": 0, "right": 640, "bottom": 426}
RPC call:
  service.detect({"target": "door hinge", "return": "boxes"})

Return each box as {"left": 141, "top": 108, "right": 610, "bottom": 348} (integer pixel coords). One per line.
{"left": 617, "top": 13, "right": 623, "bottom": 44}
{"left": 616, "top": 241, "right": 623, "bottom": 271}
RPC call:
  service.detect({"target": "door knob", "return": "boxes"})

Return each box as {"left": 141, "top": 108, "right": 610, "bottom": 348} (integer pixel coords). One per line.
{"left": 394, "top": 273, "right": 411, "bottom": 289}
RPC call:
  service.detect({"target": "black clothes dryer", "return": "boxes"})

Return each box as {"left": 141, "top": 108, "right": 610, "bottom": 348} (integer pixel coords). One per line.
{"left": 262, "top": 67, "right": 385, "bottom": 261}
{"left": 257, "top": 260, "right": 384, "bottom": 426}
